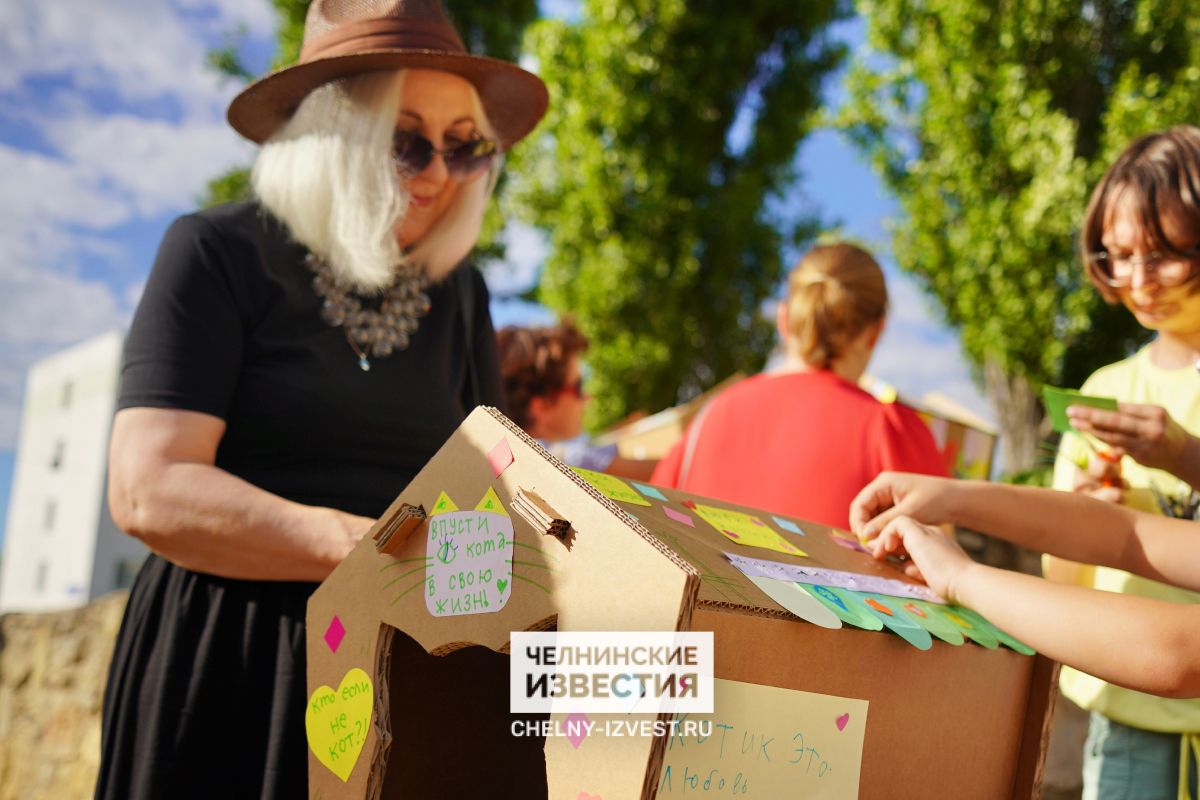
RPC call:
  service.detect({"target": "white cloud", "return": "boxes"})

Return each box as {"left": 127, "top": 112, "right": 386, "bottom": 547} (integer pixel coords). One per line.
{"left": 485, "top": 220, "right": 547, "bottom": 295}
{"left": 0, "top": 0, "right": 273, "bottom": 450}
{"left": 0, "top": 272, "right": 128, "bottom": 450}
{"left": 0, "top": 146, "right": 129, "bottom": 242}
{"left": 0, "top": 262, "right": 127, "bottom": 348}
{"left": 871, "top": 273, "right": 994, "bottom": 424}
{"left": 0, "top": 1, "right": 272, "bottom": 117}
{"left": 45, "top": 113, "right": 254, "bottom": 218}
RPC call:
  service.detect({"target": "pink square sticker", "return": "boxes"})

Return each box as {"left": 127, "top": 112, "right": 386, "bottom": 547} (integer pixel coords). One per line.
{"left": 663, "top": 507, "right": 694, "bottom": 527}
{"left": 323, "top": 615, "right": 346, "bottom": 653}
{"left": 566, "top": 712, "right": 591, "bottom": 749}
{"left": 832, "top": 535, "right": 869, "bottom": 554}
{"left": 487, "top": 438, "right": 514, "bottom": 478}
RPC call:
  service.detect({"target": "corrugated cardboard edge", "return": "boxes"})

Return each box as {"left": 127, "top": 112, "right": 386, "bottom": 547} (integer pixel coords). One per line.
{"left": 1011, "top": 655, "right": 1059, "bottom": 799}
{"left": 366, "top": 624, "right": 395, "bottom": 800}
{"left": 697, "top": 597, "right": 794, "bottom": 621}
{"left": 484, "top": 407, "right": 701, "bottom": 613}
{"left": 480, "top": 409, "right": 702, "bottom": 798}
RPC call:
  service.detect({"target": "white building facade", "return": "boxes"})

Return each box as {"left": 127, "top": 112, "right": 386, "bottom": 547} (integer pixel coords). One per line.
{"left": 0, "top": 331, "right": 146, "bottom": 612}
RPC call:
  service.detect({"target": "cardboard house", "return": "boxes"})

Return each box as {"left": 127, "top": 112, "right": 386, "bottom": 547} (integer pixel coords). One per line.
{"left": 305, "top": 407, "right": 1054, "bottom": 799}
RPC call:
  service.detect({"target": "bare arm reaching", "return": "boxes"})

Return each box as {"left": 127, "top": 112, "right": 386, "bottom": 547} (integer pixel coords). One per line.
{"left": 869, "top": 516, "right": 1200, "bottom": 698}
{"left": 109, "top": 407, "right": 374, "bottom": 581}
{"left": 849, "top": 472, "right": 1200, "bottom": 592}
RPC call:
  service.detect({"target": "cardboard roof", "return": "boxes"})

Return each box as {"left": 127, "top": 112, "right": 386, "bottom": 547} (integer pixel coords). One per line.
{"left": 307, "top": 407, "right": 701, "bottom": 799}
{"left": 305, "top": 406, "right": 1046, "bottom": 799}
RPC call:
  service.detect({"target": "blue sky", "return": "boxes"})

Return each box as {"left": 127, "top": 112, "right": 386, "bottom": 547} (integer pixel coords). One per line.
{"left": 0, "top": 2, "right": 987, "bottom": 548}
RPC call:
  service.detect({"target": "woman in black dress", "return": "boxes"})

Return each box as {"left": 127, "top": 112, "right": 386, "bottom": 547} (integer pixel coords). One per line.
{"left": 94, "top": 1, "right": 547, "bottom": 797}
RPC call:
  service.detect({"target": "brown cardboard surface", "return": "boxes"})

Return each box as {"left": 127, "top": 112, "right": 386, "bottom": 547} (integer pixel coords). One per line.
{"left": 626, "top": 484, "right": 936, "bottom": 615}
{"left": 306, "top": 406, "right": 1053, "bottom": 799}
{"left": 1012, "top": 657, "right": 1060, "bottom": 800}
{"left": 694, "top": 607, "right": 1048, "bottom": 799}
{"left": 305, "top": 408, "right": 698, "bottom": 799}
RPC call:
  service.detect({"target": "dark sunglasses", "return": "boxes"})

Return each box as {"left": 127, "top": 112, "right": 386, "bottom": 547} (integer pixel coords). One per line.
{"left": 391, "top": 130, "right": 497, "bottom": 179}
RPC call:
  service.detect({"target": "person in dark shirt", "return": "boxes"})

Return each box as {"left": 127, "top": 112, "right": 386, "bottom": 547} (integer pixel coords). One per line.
{"left": 94, "top": 1, "right": 547, "bottom": 797}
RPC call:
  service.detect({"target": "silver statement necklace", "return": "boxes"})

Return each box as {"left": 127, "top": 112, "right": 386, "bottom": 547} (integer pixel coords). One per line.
{"left": 308, "top": 254, "right": 431, "bottom": 372}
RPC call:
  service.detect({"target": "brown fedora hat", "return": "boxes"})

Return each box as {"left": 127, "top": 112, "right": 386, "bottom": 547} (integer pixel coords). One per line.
{"left": 227, "top": 0, "right": 549, "bottom": 150}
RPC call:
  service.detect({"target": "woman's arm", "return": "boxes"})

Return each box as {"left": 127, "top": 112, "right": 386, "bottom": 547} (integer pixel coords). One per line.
{"left": 871, "top": 517, "right": 1200, "bottom": 698}
{"left": 109, "top": 407, "right": 374, "bottom": 581}
{"left": 850, "top": 472, "right": 1200, "bottom": 591}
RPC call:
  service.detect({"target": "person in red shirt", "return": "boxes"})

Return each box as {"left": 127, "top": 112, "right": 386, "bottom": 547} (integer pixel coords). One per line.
{"left": 651, "top": 242, "right": 946, "bottom": 529}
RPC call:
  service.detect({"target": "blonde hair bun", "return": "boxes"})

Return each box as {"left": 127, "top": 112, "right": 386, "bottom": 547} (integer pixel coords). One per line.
{"left": 785, "top": 243, "right": 888, "bottom": 368}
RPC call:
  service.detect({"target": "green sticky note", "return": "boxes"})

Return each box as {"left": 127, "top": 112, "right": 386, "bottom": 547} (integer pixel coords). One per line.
{"left": 933, "top": 605, "right": 999, "bottom": 649}
{"left": 952, "top": 606, "right": 1036, "bottom": 655}
{"left": 854, "top": 592, "right": 933, "bottom": 650}
{"left": 898, "top": 600, "right": 964, "bottom": 646}
{"left": 571, "top": 467, "right": 652, "bottom": 506}
{"left": 801, "top": 584, "right": 883, "bottom": 631}
{"left": 1042, "top": 386, "right": 1118, "bottom": 434}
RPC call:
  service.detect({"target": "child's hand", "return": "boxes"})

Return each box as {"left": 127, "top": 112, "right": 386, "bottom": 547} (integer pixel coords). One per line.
{"left": 849, "top": 471, "right": 960, "bottom": 540}
{"left": 865, "top": 516, "right": 974, "bottom": 603}
{"left": 1068, "top": 402, "right": 1193, "bottom": 475}
{"left": 1071, "top": 448, "right": 1126, "bottom": 505}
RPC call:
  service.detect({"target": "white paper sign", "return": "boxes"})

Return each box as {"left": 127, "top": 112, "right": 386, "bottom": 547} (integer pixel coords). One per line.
{"left": 425, "top": 509, "right": 513, "bottom": 616}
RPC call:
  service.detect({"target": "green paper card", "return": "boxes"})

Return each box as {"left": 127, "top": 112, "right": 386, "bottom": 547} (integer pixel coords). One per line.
{"left": 933, "top": 605, "right": 999, "bottom": 649}
{"left": 801, "top": 584, "right": 883, "bottom": 631}
{"left": 952, "top": 606, "right": 1035, "bottom": 655}
{"left": 1042, "top": 386, "right": 1117, "bottom": 434}
{"left": 899, "top": 600, "right": 965, "bottom": 646}
{"left": 853, "top": 592, "right": 932, "bottom": 651}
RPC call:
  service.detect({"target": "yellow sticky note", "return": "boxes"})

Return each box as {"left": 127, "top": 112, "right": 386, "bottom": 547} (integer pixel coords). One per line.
{"left": 431, "top": 491, "right": 458, "bottom": 515}
{"left": 571, "top": 467, "right": 652, "bottom": 506}
{"left": 474, "top": 486, "right": 508, "bottom": 516}
{"left": 305, "top": 668, "right": 374, "bottom": 782}
{"left": 694, "top": 504, "right": 807, "bottom": 557}
{"left": 659, "top": 678, "right": 868, "bottom": 798}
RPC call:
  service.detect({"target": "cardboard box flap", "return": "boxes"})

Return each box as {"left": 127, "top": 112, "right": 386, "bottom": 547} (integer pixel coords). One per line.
{"left": 305, "top": 407, "right": 701, "bottom": 799}
{"left": 304, "top": 406, "right": 1048, "bottom": 800}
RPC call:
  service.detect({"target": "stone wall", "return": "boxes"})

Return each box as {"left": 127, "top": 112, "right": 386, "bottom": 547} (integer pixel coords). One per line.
{"left": 0, "top": 592, "right": 127, "bottom": 800}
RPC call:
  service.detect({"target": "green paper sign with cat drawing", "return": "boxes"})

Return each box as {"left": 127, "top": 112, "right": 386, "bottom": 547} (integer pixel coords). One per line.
{"left": 425, "top": 489, "right": 513, "bottom": 617}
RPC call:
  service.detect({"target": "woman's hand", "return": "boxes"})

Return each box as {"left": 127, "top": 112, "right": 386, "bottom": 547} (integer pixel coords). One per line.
{"left": 865, "top": 516, "right": 975, "bottom": 603}
{"left": 327, "top": 508, "right": 378, "bottom": 562}
{"left": 1068, "top": 403, "right": 1196, "bottom": 476}
{"left": 848, "top": 471, "right": 961, "bottom": 540}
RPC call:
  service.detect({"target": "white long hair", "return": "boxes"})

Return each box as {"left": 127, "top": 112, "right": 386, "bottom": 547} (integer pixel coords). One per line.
{"left": 252, "top": 69, "right": 499, "bottom": 292}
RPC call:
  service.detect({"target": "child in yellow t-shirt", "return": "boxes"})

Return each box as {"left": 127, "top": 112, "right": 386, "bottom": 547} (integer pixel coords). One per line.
{"left": 1050, "top": 349, "right": 1200, "bottom": 777}
{"left": 1046, "top": 126, "right": 1200, "bottom": 799}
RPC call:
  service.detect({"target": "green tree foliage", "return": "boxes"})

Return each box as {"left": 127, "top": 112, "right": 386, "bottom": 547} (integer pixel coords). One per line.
{"left": 201, "top": 0, "right": 538, "bottom": 211}
{"left": 841, "top": 0, "right": 1200, "bottom": 471}
{"left": 509, "top": 0, "right": 849, "bottom": 427}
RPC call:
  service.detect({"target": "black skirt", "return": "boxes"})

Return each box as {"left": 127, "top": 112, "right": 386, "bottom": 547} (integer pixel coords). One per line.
{"left": 95, "top": 555, "right": 316, "bottom": 799}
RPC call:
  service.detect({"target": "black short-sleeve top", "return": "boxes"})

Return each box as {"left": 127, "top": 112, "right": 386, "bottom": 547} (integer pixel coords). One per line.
{"left": 119, "top": 201, "right": 505, "bottom": 518}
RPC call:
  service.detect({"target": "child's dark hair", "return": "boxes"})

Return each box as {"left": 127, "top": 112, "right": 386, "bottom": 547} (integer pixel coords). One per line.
{"left": 1082, "top": 126, "right": 1200, "bottom": 302}
{"left": 497, "top": 318, "right": 589, "bottom": 430}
